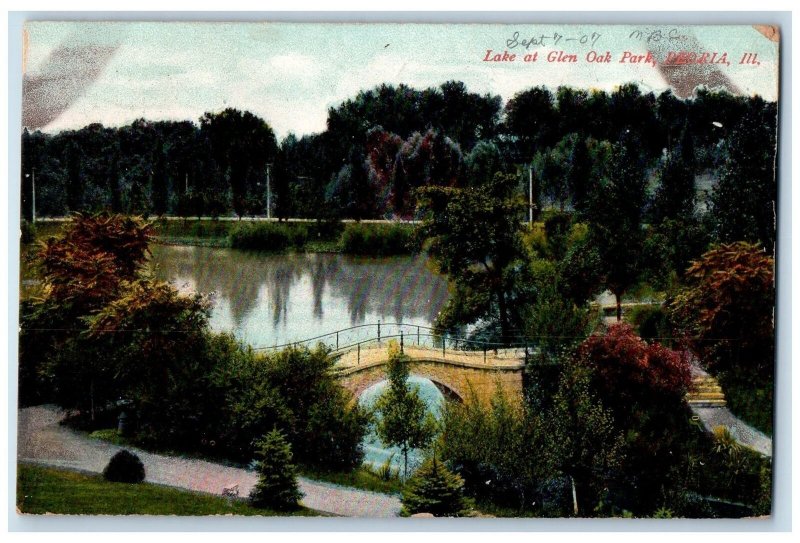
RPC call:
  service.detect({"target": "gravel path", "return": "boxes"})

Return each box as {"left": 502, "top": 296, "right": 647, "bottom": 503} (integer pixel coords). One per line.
{"left": 17, "top": 405, "right": 402, "bottom": 517}
{"left": 690, "top": 406, "right": 773, "bottom": 457}
{"left": 688, "top": 364, "right": 772, "bottom": 457}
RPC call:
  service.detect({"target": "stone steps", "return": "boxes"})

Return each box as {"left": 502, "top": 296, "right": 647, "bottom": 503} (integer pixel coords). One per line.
{"left": 686, "top": 375, "right": 727, "bottom": 408}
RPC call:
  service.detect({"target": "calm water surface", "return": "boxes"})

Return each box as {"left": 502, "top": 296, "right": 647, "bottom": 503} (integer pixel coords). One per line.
{"left": 150, "top": 245, "right": 450, "bottom": 348}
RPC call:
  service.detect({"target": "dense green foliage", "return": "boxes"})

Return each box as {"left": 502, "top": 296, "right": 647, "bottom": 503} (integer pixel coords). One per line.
{"left": 249, "top": 429, "right": 303, "bottom": 511}
{"left": 17, "top": 464, "right": 316, "bottom": 516}
{"left": 440, "top": 388, "right": 557, "bottom": 514}
{"left": 439, "top": 324, "right": 769, "bottom": 518}
{"left": 417, "top": 173, "right": 527, "bottom": 342}
{"left": 102, "top": 450, "right": 145, "bottom": 483}
{"left": 22, "top": 84, "right": 776, "bottom": 238}
{"left": 708, "top": 100, "right": 778, "bottom": 253}
{"left": 19, "top": 214, "right": 369, "bottom": 474}
{"left": 624, "top": 304, "right": 672, "bottom": 344}
{"left": 400, "top": 455, "right": 473, "bottom": 517}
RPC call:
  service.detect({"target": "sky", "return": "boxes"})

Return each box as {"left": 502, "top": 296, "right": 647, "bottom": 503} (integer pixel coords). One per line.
{"left": 22, "top": 22, "right": 780, "bottom": 139}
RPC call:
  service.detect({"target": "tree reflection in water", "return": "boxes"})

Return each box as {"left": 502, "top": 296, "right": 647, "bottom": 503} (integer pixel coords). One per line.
{"left": 149, "top": 246, "right": 449, "bottom": 347}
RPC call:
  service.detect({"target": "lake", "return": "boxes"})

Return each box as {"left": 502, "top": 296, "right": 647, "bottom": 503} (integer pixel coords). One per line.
{"left": 149, "top": 245, "right": 451, "bottom": 349}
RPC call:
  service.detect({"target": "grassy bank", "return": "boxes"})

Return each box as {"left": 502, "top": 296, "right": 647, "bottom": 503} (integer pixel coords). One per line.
{"left": 300, "top": 466, "right": 403, "bottom": 496}
{"left": 17, "top": 463, "right": 316, "bottom": 516}
{"left": 151, "top": 218, "right": 231, "bottom": 247}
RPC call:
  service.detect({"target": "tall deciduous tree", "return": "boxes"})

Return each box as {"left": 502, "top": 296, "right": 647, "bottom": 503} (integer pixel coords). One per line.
{"left": 200, "top": 108, "right": 278, "bottom": 218}
{"left": 392, "top": 129, "right": 462, "bottom": 217}
{"left": 651, "top": 124, "right": 697, "bottom": 223}
{"left": 365, "top": 126, "right": 403, "bottom": 215}
{"left": 417, "top": 173, "right": 525, "bottom": 342}
{"left": 150, "top": 140, "right": 169, "bottom": 216}
{"left": 584, "top": 138, "right": 647, "bottom": 320}
{"left": 463, "top": 140, "right": 505, "bottom": 188}
{"left": 375, "top": 343, "right": 437, "bottom": 479}
{"left": 709, "top": 101, "right": 778, "bottom": 254}
{"left": 547, "top": 361, "right": 625, "bottom": 517}
{"left": 504, "top": 86, "right": 557, "bottom": 163}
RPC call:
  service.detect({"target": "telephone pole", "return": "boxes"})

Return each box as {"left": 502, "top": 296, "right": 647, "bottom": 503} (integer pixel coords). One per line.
{"left": 266, "top": 164, "right": 272, "bottom": 220}
{"left": 528, "top": 166, "right": 533, "bottom": 227}
{"left": 26, "top": 169, "right": 36, "bottom": 223}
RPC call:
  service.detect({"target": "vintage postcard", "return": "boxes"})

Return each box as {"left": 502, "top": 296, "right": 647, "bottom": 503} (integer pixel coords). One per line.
{"left": 17, "top": 21, "right": 779, "bottom": 520}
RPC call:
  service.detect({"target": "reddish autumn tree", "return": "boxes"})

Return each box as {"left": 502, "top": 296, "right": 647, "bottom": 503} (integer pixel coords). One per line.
{"left": 668, "top": 241, "right": 775, "bottom": 434}
{"left": 392, "top": 129, "right": 462, "bottom": 216}
{"left": 38, "top": 212, "right": 152, "bottom": 312}
{"left": 574, "top": 323, "right": 693, "bottom": 512}
{"left": 19, "top": 212, "right": 187, "bottom": 422}
{"left": 577, "top": 323, "right": 692, "bottom": 411}
{"left": 365, "top": 126, "right": 403, "bottom": 215}
{"left": 668, "top": 242, "right": 775, "bottom": 376}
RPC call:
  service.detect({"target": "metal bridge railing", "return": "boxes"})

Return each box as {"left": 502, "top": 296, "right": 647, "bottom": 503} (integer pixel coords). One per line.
{"left": 251, "top": 321, "right": 543, "bottom": 365}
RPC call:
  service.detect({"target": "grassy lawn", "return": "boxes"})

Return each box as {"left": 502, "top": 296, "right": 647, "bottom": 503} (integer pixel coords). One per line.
{"left": 88, "top": 428, "right": 132, "bottom": 446}
{"left": 300, "top": 466, "right": 403, "bottom": 496}
{"left": 17, "top": 463, "right": 317, "bottom": 516}
{"left": 87, "top": 428, "right": 402, "bottom": 497}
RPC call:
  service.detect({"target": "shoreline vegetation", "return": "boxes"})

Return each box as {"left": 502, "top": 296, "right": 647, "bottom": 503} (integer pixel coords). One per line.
{"left": 23, "top": 218, "right": 421, "bottom": 256}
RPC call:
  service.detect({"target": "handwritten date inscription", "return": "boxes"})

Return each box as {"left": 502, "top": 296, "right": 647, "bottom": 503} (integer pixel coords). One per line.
{"left": 506, "top": 31, "right": 602, "bottom": 50}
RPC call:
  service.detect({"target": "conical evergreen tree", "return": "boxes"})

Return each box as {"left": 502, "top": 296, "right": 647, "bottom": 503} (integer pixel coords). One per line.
{"left": 249, "top": 428, "right": 303, "bottom": 511}
{"left": 400, "top": 452, "right": 473, "bottom": 517}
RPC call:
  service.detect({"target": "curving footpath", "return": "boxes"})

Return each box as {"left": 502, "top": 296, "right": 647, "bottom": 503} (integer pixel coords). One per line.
{"left": 687, "top": 365, "right": 772, "bottom": 458}
{"left": 17, "top": 405, "right": 402, "bottom": 517}
{"left": 690, "top": 406, "right": 772, "bottom": 457}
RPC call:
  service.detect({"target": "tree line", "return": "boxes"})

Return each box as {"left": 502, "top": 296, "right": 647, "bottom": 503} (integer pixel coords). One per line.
{"left": 21, "top": 82, "right": 776, "bottom": 247}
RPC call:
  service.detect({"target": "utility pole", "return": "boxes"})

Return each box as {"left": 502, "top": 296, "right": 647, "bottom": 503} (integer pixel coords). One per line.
{"left": 185, "top": 172, "right": 188, "bottom": 193}
{"left": 266, "top": 163, "right": 272, "bottom": 220}
{"left": 26, "top": 169, "right": 36, "bottom": 223}
{"left": 528, "top": 166, "right": 533, "bottom": 227}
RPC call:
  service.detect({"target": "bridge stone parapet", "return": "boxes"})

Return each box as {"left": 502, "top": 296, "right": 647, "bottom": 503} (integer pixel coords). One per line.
{"left": 334, "top": 344, "right": 525, "bottom": 405}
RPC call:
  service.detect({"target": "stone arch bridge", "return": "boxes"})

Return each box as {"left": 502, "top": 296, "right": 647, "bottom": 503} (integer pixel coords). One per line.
{"left": 334, "top": 343, "right": 526, "bottom": 405}
{"left": 254, "top": 322, "right": 529, "bottom": 405}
